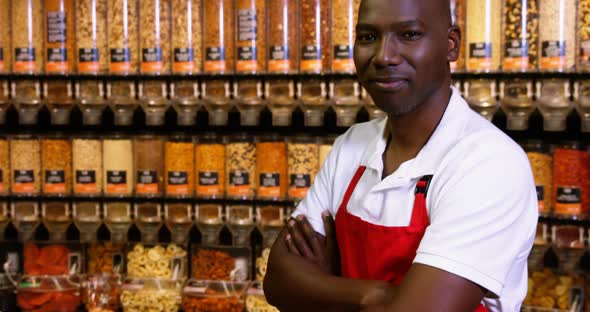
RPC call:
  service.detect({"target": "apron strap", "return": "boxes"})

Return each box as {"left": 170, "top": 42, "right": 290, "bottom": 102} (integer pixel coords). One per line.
{"left": 410, "top": 175, "right": 433, "bottom": 227}
{"left": 340, "top": 166, "right": 367, "bottom": 211}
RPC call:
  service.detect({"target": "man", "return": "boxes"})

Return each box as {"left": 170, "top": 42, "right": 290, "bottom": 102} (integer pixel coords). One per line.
{"left": 263, "top": 0, "right": 537, "bottom": 311}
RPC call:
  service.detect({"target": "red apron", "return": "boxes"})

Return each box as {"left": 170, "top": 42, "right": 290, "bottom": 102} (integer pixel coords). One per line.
{"left": 335, "top": 166, "right": 487, "bottom": 311}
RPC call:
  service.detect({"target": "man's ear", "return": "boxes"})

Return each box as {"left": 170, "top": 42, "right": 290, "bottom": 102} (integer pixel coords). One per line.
{"left": 447, "top": 25, "right": 462, "bottom": 62}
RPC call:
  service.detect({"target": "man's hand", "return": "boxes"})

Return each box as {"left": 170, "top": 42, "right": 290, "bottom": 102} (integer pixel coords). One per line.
{"left": 285, "top": 211, "right": 340, "bottom": 275}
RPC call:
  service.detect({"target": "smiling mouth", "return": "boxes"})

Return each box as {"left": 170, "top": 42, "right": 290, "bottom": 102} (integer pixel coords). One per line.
{"left": 370, "top": 78, "right": 409, "bottom": 91}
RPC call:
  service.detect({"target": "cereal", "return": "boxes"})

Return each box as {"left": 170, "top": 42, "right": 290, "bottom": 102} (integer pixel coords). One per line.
{"left": 165, "top": 140, "right": 195, "bottom": 197}
{"left": 203, "top": 0, "right": 234, "bottom": 73}
{"left": 465, "top": 0, "right": 501, "bottom": 72}
{"left": 184, "top": 296, "right": 244, "bottom": 312}
{"left": 139, "top": 0, "right": 171, "bottom": 74}
{"left": 0, "top": 0, "right": 12, "bottom": 73}
{"left": 192, "top": 249, "right": 235, "bottom": 280}
{"left": 171, "top": 0, "right": 202, "bottom": 74}
{"left": 195, "top": 140, "right": 225, "bottom": 198}
{"left": 552, "top": 146, "right": 590, "bottom": 217}
{"left": 502, "top": 0, "right": 539, "bottom": 71}
{"left": 0, "top": 139, "right": 9, "bottom": 194}
{"left": 235, "top": 0, "right": 266, "bottom": 73}
{"left": 246, "top": 295, "right": 278, "bottom": 312}
{"left": 226, "top": 140, "right": 257, "bottom": 199}
{"left": 450, "top": 0, "right": 465, "bottom": 71}
{"left": 331, "top": 0, "right": 361, "bottom": 73}
{"left": 287, "top": 140, "right": 319, "bottom": 200}
{"left": 538, "top": 0, "right": 576, "bottom": 71}
{"left": 300, "top": 0, "right": 331, "bottom": 73}
{"left": 135, "top": 136, "right": 164, "bottom": 196}
{"left": 577, "top": 0, "right": 590, "bottom": 71}
{"left": 526, "top": 151, "right": 552, "bottom": 215}
{"left": 11, "top": 138, "right": 41, "bottom": 195}
{"left": 256, "top": 140, "right": 287, "bottom": 200}
{"left": 524, "top": 269, "right": 583, "bottom": 310}
{"left": 319, "top": 143, "right": 333, "bottom": 169}
{"left": 127, "top": 244, "right": 187, "bottom": 279}
{"left": 87, "top": 242, "right": 125, "bottom": 274}
{"left": 18, "top": 289, "right": 80, "bottom": 312}
{"left": 76, "top": 0, "right": 108, "bottom": 73}
{"left": 103, "top": 139, "right": 134, "bottom": 196}
{"left": 44, "top": 0, "right": 75, "bottom": 73}
{"left": 266, "top": 0, "right": 297, "bottom": 73}
{"left": 108, "top": 0, "right": 139, "bottom": 74}
{"left": 73, "top": 138, "right": 103, "bottom": 195}
{"left": 255, "top": 248, "right": 270, "bottom": 282}
{"left": 42, "top": 139, "right": 72, "bottom": 195}
{"left": 12, "top": 0, "right": 44, "bottom": 73}
{"left": 120, "top": 282, "right": 180, "bottom": 312}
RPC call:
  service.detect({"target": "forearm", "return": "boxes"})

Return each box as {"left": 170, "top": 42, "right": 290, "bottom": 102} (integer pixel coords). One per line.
{"left": 263, "top": 229, "right": 391, "bottom": 311}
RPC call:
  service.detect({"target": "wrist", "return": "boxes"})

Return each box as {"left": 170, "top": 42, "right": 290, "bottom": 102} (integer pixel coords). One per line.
{"left": 359, "top": 282, "right": 394, "bottom": 309}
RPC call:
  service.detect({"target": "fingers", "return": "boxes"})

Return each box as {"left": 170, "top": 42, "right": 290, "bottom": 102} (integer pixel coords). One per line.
{"left": 322, "top": 210, "right": 336, "bottom": 240}
{"left": 285, "top": 233, "right": 301, "bottom": 256}
{"left": 296, "top": 215, "right": 324, "bottom": 258}
{"left": 287, "top": 218, "right": 315, "bottom": 259}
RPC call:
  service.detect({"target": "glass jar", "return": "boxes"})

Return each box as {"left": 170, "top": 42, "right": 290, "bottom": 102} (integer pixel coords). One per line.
{"left": 191, "top": 246, "right": 251, "bottom": 280}
{"left": 139, "top": 0, "right": 171, "bottom": 75}
{"left": 226, "top": 134, "right": 257, "bottom": 200}
{"left": 13, "top": 80, "right": 42, "bottom": 125}
{"left": 500, "top": 79, "right": 536, "bottom": 130}
{"left": 502, "top": 0, "right": 539, "bottom": 72}
{"left": 73, "top": 136, "right": 103, "bottom": 197}
{"left": 108, "top": 0, "right": 139, "bottom": 74}
{"left": 254, "top": 250, "right": 270, "bottom": 282}
{"left": 330, "top": 79, "right": 362, "bottom": 127}
{"left": 235, "top": 80, "right": 264, "bottom": 126}
{"left": 183, "top": 280, "right": 249, "bottom": 312}
{"left": 42, "top": 202, "right": 71, "bottom": 241}
{"left": 203, "top": 80, "right": 233, "bottom": 126}
{"left": 203, "top": 0, "right": 234, "bottom": 74}
{"left": 553, "top": 142, "right": 590, "bottom": 219}
{"left": 171, "top": 81, "right": 201, "bottom": 126}
{"left": 45, "top": 80, "right": 74, "bottom": 125}
{"left": 76, "top": 0, "right": 108, "bottom": 74}
{"left": 17, "top": 275, "right": 81, "bottom": 312}
{"left": 0, "top": 137, "right": 9, "bottom": 195}
{"left": 195, "top": 204, "right": 224, "bottom": 245}
{"left": 523, "top": 141, "right": 552, "bottom": 216}
{"left": 107, "top": 80, "right": 137, "bottom": 126}
{"left": 465, "top": 0, "right": 501, "bottom": 72}
{"left": 331, "top": 0, "right": 360, "bottom": 73}
{"left": 120, "top": 277, "right": 182, "bottom": 311}
{"left": 83, "top": 273, "right": 122, "bottom": 312}
{"left": 73, "top": 201, "right": 101, "bottom": 242}
{"left": 165, "top": 203, "right": 193, "bottom": 244}
{"left": 536, "top": 79, "right": 572, "bottom": 131}
{"left": 299, "top": 80, "right": 328, "bottom": 127}
{"left": 553, "top": 225, "right": 585, "bottom": 270}
{"left": 42, "top": 136, "right": 72, "bottom": 196}
{"left": 256, "top": 135, "right": 287, "bottom": 201}
{"left": 0, "top": 274, "right": 16, "bottom": 312}
{"left": 577, "top": 0, "right": 590, "bottom": 71}
{"left": 575, "top": 80, "right": 590, "bottom": 132}
{"left": 171, "top": 0, "right": 202, "bottom": 74}
{"left": 165, "top": 135, "right": 195, "bottom": 198}
{"left": 134, "top": 203, "right": 163, "bottom": 244}
{"left": 10, "top": 135, "right": 41, "bottom": 196}
{"left": 86, "top": 242, "right": 125, "bottom": 274}
{"left": 0, "top": 202, "right": 7, "bottom": 240}
{"left": 256, "top": 206, "right": 284, "bottom": 248}
{"left": 450, "top": 0, "right": 465, "bottom": 72}
{"left": 299, "top": 0, "right": 331, "bottom": 73}
{"left": 267, "top": 80, "right": 296, "bottom": 126}
{"left": 23, "top": 242, "right": 83, "bottom": 275}
{"left": 287, "top": 136, "right": 319, "bottom": 200}
{"left": 126, "top": 244, "right": 188, "bottom": 279}
{"left": 464, "top": 79, "right": 498, "bottom": 121}
{"left": 0, "top": 80, "right": 8, "bottom": 124}
{"left": 235, "top": 0, "right": 266, "bottom": 74}
{"left": 227, "top": 205, "right": 255, "bottom": 247}
{"left": 44, "top": 0, "right": 75, "bottom": 74}
{"left": 134, "top": 135, "right": 164, "bottom": 197}
{"left": 195, "top": 134, "right": 225, "bottom": 199}
{"left": 11, "top": 201, "right": 39, "bottom": 241}
{"left": 319, "top": 136, "right": 336, "bottom": 169}
{"left": 103, "top": 136, "right": 134, "bottom": 197}
{"left": 0, "top": 0, "right": 11, "bottom": 74}
{"left": 266, "top": 0, "right": 298, "bottom": 73}
{"left": 11, "top": 0, "right": 44, "bottom": 74}
{"left": 538, "top": 0, "right": 576, "bottom": 72}
{"left": 139, "top": 80, "right": 169, "bottom": 126}
{"left": 361, "top": 88, "right": 386, "bottom": 120}
{"left": 77, "top": 80, "right": 106, "bottom": 126}
{"left": 104, "top": 202, "right": 132, "bottom": 243}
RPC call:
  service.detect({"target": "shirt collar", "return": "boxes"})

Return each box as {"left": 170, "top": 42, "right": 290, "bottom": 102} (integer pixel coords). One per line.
{"left": 360, "top": 87, "right": 470, "bottom": 180}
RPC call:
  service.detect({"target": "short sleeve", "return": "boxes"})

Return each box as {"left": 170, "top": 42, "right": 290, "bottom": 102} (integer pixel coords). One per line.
{"left": 414, "top": 134, "right": 538, "bottom": 297}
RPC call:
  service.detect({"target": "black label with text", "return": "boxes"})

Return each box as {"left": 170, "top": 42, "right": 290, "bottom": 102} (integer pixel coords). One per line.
{"left": 199, "top": 172, "right": 219, "bottom": 185}
{"left": 76, "top": 171, "right": 96, "bottom": 184}
{"left": 290, "top": 174, "right": 311, "bottom": 188}
{"left": 230, "top": 171, "right": 250, "bottom": 186}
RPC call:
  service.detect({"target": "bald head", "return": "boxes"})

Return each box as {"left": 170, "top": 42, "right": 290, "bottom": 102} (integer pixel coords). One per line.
{"left": 359, "top": 0, "right": 452, "bottom": 29}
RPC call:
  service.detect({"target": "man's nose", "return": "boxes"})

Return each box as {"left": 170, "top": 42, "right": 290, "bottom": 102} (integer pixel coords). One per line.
{"left": 373, "top": 35, "right": 403, "bottom": 67}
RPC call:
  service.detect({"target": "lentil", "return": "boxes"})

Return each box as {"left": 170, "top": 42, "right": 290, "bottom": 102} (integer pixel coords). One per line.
{"left": 12, "top": 0, "right": 44, "bottom": 73}
{"left": 465, "top": 0, "right": 502, "bottom": 72}
{"left": 226, "top": 140, "right": 257, "bottom": 199}
{"left": 0, "top": 0, "right": 11, "bottom": 73}
{"left": 0, "top": 139, "right": 9, "bottom": 194}
{"left": 195, "top": 140, "right": 225, "bottom": 199}
{"left": 139, "top": 0, "right": 171, "bottom": 74}
{"left": 450, "top": 0, "right": 465, "bottom": 71}
{"left": 87, "top": 242, "right": 125, "bottom": 274}
{"left": 552, "top": 146, "right": 590, "bottom": 217}
{"left": 266, "top": 0, "right": 298, "bottom": 73}
{"left": 184, "top": 296, "right": 244, "bottom": 312}
{"left": 171, "top": 0, "right": 202, "bottom": 74}
{"left": 502, "top": 0, "right": 539, "bottom": 71}
{"left": 192, "top": 249, "right": 235, "bottom": 280}
{"left": 300, "top": 0, "right": 331, "bottom": 73}
{"left": 108, "top": 0, "right": 139, "bottom": 74}
{"left": 127, "top": 244, "right": 187, "bottom": 278}
{"left": 287, "top": 140, "right": 319, "bottom": 199}
{"left": 42, "top": 139, "right": 72, "bottom": 195}
{"left": 538, "top": 0, "right": 576, "bottom": 71}
{"left": 73, "top": 138, "right": 102, "bottom": 195}
{"left": 44, "top": 0, "right": 75, "bottom": 73}
{"left": 135, "top": 136, "right": 164, "bottom": 196}
{"left": 256, "top": 140, "right": 287, "bottom": 200}
{"left": 203, "top": 0, "right": 234, "bottom": 73}
{"left": 103, "top": 139, "right": 134, "bottom": 196}
{"left": 165, "top": 140, "right": 195, "bottom": 197}
{"left": 577, "top": 0, "right": 590, "bottom": 71}
{"left": 11, "top": 138, "right": 41, "bottom": 195}
{"left": 235, "top": 0, "right": 266, "bottom": 73}
{"left": 526, "top": 151, "right": 552, "bottom": 215}
{"left": 332, "top": 0, "right": 361, "bottom": 73}
{"left": 76, "top": 0, "right": 108, "bottom": 74}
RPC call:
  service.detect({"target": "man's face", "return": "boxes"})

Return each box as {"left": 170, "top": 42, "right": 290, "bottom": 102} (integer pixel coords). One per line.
{"left": 354, "top": 0, "right": 459, "bottom": 116}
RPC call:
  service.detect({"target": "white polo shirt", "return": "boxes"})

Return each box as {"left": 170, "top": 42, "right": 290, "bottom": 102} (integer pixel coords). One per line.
{"left": 293, "top": 87, "right": 538, "bottom": 312}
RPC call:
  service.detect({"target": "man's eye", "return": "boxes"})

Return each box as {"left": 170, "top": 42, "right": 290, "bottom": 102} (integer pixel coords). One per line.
{"left": 402, "top": 31, "right": 422, "bottom": 39}
{"left": 356, "top": 34, "right": 377, "bottom": 42}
